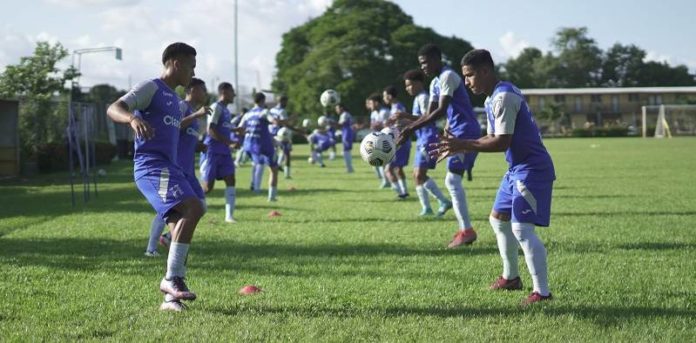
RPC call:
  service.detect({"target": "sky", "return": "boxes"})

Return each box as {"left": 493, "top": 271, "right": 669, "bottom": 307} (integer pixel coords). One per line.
{"left": 1, "top": 0, "right": 695, "bottom": 93}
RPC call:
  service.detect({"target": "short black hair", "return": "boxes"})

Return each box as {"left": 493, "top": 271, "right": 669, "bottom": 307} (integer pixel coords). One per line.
{"left": 279, "top": 95, "right": 289, "bottom": 102}
{"left": 161, "top": 42, "right": 196, "bottom": 65}
{"left": 336, "top": 103, "right": 347, "bottom": 111}
{"left": 403, "top": 69, "right": 425, "bottom": 83}
{"left": 185, "top": 78, "right": 205, "bottom": 93}
{"left": 254, "top": 92, "right": 266, "bottom": 104}
{"left": 218, "top": 82, "right": 233, "bottom": 93}
{"left": 461, "top": 49, "right": 495, "bottom": 69}
{"left": 367, "top": 93, "right": 382, "bottom": 103}
{"left": 418, "top": 43, "right": 441, "bottom": 60}
{"left": 383, "top": 85, "right": 398, "bottom": 97}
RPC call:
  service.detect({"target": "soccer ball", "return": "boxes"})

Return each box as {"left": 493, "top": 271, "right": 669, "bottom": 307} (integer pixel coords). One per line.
{"left": 380, "top": 126, "right": 400, "bottom": 142}
{"left": 276, "top": 127, "right": 292, "bottom": 142}
{"left": 317, "top": 115, "right": 329, "bottom": 127}
{"left": 302, "top": 118, "right": 312, "bottom": 128}
{"left": 360, "top": 132, "right": 396, "bottom": 166}
{"left": 320, "top": 89, "right": 340, "bottom": 107}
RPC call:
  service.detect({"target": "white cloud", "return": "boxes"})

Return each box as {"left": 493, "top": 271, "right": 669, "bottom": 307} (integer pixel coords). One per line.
{"left": 644, "top": 50, "right": 671, "bottom": 64}
{"left": 498, "top": 31, "right": 530, "bottom": 58}
{"left": 44, "top": 0, "right": 139, "bottom": 7}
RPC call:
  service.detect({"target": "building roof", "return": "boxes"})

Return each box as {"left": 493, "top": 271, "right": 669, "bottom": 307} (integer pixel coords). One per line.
{"left": 521, "top": 86, "right": 696, "bottom": 96}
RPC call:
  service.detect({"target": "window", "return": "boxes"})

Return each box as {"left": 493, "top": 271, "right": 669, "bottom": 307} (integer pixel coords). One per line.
{"left": 628, "top": 93, "right": 639, "bottom": 102}
{"left": 591, "top": 94, "right": 602, "bottom": 103}
{"left": 575, "top": 96, "right": 582, "bottom": 112}
{"left": 656, "top": 95, "right": 663, "bottom": 105}
{"left": 554, "top": 95, "right": 566, "bottom": 103}
{"left": 539, "top": 96, "right": 545, "bottom": 109}
{"left": 612, "top": 95, "right": 619, "bottom": 113}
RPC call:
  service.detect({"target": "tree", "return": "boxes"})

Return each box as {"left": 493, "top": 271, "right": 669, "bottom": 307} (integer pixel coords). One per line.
{"left": 600, "top": 43, "right": 646, "bottom": 87}
{"left": 273, "top": 0, "right": 475, "bottom": 119}
{"left": 549, "top": 27, "right": 603, "bottom": 87}
{"left": 502, "top": 47, "right": 545, "bottom": 88}
{"left": 0, "top": 41, "right": 78, "bottom": 157}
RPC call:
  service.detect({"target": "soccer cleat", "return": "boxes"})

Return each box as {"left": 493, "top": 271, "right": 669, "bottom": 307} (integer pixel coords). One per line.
{"left": 437, "top": 200, "right": 453, "bottom": 217}
{"left": 268, "top": 197, "right": 277, "bottom": 202}
{"left": 160, "top": 276, "right": 197, "bottom": 301}
{"left": 159, "top": 233, "right": 171, "bottom": 248}
{"left": 225, "top": 217, "right": 237, "bottom": 223}
{"left": 490, "top": 276, "right": 523, "bottom": 290}
{"left": 144, "top": 250, "right": 160, "bottom": 257}
{"left": 447, "top": 229, "right": 477, "bottom": 248}
{"left": 160, "top": 299, "right": 186, "bottom": 312}
{"left": 522, "top": 292, "right": 553, "bottom": 306}
{"left": 419, "top": 208, "right": 434, "bottom": 216}
{"left": 397, "top": 193, "right": 410, "bottom": 200}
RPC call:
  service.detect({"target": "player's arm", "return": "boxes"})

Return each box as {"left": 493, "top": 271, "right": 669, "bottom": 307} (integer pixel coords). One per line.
{"left": 207, "top": 104, "right": 234, "bottom": 145}
{"left": 180, "top": 105, "right": 210, "bottom": 128}
{"left": 107, "top": 81, "right": 156, "bottom": 140}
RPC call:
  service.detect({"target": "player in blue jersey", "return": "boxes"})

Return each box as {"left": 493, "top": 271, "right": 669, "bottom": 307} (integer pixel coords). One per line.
{"left": 307, "top": 123, "right": 335, "bottom": 168}
{"left": 431, "top": 49, "right": 555, "bottom": 305}
{"left": 325, "top": 111, "right": 339, "bottom": 161}
{"left": 383, "top": 85, "right": 411, "bottom": 199}
{"left": 107, "top": 42, "right": 203, "bottom": 311}
{"left": 240, "top": 92, "right": 279, "bottom": 201}
{"left": 397, "top": 44, "right": 481, "bottom": 248}
{"left": 334, "top": 103, "right": 355, "bottom": 173}
{"left": 269, "top": 95, "right": 294, "bottom": 179}
{"left": 200, "top": 82, "right": 242, "bottom": 223}
{"left": 145, "top": 78, "right": 209, "bottom": 256}
{"left": 367, "top": 94, "right": 390, "bottom": 188}
{"left": 392, "top": 69, "right": 451, "bottom": 216}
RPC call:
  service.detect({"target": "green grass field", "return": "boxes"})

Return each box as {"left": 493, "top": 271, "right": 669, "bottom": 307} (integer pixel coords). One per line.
{"left": 1, "top": 138, "right": 695, "bottom": 342}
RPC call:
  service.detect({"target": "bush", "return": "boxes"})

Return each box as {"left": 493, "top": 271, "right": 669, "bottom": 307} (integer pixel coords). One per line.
{"left": 571, "top": 127, "right": 629, "bottom": 137}
{"left": 36, "top": 141, "right": 116, "bottom": 173}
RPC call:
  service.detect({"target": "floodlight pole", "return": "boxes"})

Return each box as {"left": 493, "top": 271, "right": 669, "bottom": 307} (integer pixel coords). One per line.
{"left": 234, "top": 0, "right": 240, "bottom": 114}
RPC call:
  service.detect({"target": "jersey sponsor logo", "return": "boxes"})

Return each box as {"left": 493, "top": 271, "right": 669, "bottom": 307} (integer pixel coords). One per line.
{"left": 166, "top": 101, "right": 173, "bottom": 106}
{"left": 186, "top": 127, "right": 198, "bottom": 136}
{"left": 163, "top": 114, "right": 181, "bottom": 128}
{"left": 521, "top": 209, "right": 532, "bottom": 215}
{"left": 163, "top": 92, "right": 174, "bottom": 97}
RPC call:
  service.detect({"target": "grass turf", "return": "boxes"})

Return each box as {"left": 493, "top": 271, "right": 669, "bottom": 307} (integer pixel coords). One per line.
{"left": 1, "top": 137, "right": 695, "bottom": 341}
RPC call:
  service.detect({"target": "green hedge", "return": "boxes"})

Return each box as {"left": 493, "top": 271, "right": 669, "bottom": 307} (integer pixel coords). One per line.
{"left": 571, "top": 127, "right": 629, "bottom": 137}
{"left": 36, "top": 141, "right": 117, "bottom": 172}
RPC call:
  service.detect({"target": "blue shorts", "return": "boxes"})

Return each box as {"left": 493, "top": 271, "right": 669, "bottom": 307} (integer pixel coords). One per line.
{"left": 279, "top": 141, "right": 292, "bottom": 154}
{"left": 447, "top": 152, "right": 477, "bottom": 174}
{"left": 199, "top": 152, "right": 235, "bottom": 182}
{"left": 389, "top": 141, "right": 411, "bottom": 168}
{"left": 413, "top": 137, "right": 438, "bottom": 170}
{"left": 135, "top": 165, "right": 198, "bottom": 221}
{"left": 493, "top": 173, "right": 553, "bottom": 227}
{"left": 251, "top": 151, "right": 278, "bottom": 168}
{"left": 184, "top": 172, "right": 205, "bottom": 201}
{"left": 342, "top": 138, "right": 353, "bottom": 151}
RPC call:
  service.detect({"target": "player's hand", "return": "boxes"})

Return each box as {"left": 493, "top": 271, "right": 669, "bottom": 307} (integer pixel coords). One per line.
{"left": 428, "top": 133, "right": 468, "bottom": 162}
{"left": 194, "top": 106, "right": 212, "bottom": 118}
{"left": 395, "top": 126, "right": 412, "bottom": 146}
{"left": 130, "top": 116, "right": 154, "bottom": 140}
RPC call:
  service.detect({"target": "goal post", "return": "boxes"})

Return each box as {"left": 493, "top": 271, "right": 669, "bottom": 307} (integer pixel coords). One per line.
{"left": 641, "top": 104, "right": 696, "bottom": 138}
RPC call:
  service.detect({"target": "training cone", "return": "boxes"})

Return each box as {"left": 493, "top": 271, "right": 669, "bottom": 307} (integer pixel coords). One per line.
{"left": 288, "top": 186, "right": 297, "bottom": 192}
{"left": 268, "top": 210, "right": 282, "bottom": 218}
{"left": 239, "top": 285, "right": 262, "bottom": 295}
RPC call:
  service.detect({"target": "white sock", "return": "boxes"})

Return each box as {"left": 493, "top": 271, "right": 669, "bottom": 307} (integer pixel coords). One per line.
{"left": 147, "top": 216, "right": 166, "bottom": 252}
{"left": 166, "top": 241, "right": 190, "bottom": 279}
{"left": 235, "top": 150, "right": 244, "bottom": 165}
{"left": 284, "top": 166, "right": 291, "bottom": 178}
{"left": 423, "top": 178, "right": 448, "bottom": 203}
{"left": 445, "top": 172, "right": 472, "bottom": 229}
{"left": 225, "top": 187, "right": 236, "bottom": 220}
{"left": 512, "top": 222, "right": 549, "bottom": 296}
{"left": 490, "top": 216, "right": 519, "bottom": 279}
{"left": 329, "top": 151, "right": 336, "bottom": 160}
{"left": 268, "top": 186, "right": 277, "bottom": 200}
{"left": 314, "top": 151, "right": 324, "bottom": 166}
{"left": 416, "top": 185, "right": 431, "bottom": 210}
{"left": 398, "top": 178, "right": 408, "bottom": 194}
{"left": 253, "top": 163, "right": 264, "bottom": 190}
{"left": 373, "top": 166, "right": 382, "bottom": 179}
{"left": 391, "top": 181, "right": 402, "bottom": 195}
{"left": 343, "top": 151, "right": 353, "bottom": 172}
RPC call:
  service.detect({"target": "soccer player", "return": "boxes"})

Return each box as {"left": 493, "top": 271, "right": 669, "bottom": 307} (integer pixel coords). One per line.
{"left": 335, "top": 103, "right": 355, "bottom": 173}
{"left": 367, "top": 94, "right": 390, "bottom": 188}
{"left": 383, "top": 85, "right": 412, "bottom": 199}
{"left": 144, "top": 78, "right": 210, "bottom": 257}
{"left": 393, "top": 69, "right": 452, "bottom": 216}
{"left": 200, "top": 82, "right": 241, "bottom": 223}
{"left": 397, "top": 44, "right": 481, "bottom": 248}
{"left": 325, "top": 111, "right": 339, "bottom": 160}
{"left": 269, "top": 95, "right": 294, "bottom": 179}
{"left": 240, "top": 92, "right": 279, "bottom": 201}
{"left": 431, "top": 49, "right": 555, "bottom": 305}
{"left": 307, "top": 124, "right": 335, "bottom": 168}
{"left": 107, "top": 42, "right": 203, "bottom": 311}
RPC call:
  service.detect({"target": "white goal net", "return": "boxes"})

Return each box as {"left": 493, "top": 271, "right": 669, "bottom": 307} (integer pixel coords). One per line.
{"left": 641, "top": 105, "right": 696, "bottom": 138}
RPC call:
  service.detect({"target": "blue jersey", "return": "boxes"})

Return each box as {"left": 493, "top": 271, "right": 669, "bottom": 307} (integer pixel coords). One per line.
{"left": 177, "top": 100, "right": 200, "bottom": 177}
{"left": 309, "top": 130, "right": 334, "bottom": 152}
{"left": 339, "top": 111, "right": 354, "bottom": 140}
{"left": 429, "top": 66, "right": 480, "bottom": 139}
{"left": 268, "top": 104, "right": 288, "bottom": 136}
{"left": 241, "top": 106, "right": 275, "bottom": 155}
{"left": 203, "top": 101, "right": 233, "bottom": 154}
{"left": 121, "top": 78, "right": 183, "bottom": 180}
{"left": 485, "top": 81, "right": 555, "bottom": 181}
{"left": 413, "top": 91, "right": 438, "bottom": 144}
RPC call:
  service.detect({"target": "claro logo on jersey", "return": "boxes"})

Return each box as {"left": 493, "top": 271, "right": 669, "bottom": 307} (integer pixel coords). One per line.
{"left": 163, "top": 115, "right": 181, "bottom": 128}
{"left": 186, "top": 127, "right": 198, "bottom": 136}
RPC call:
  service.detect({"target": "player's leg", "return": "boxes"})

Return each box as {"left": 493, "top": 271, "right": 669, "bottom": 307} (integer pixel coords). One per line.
{"left": 384, "top": 164, "right": 402, "bottom": 197}
{"left": 511, "top": 179, "right": 553, "bottom": 304}
{"left": 251, "top": 153, "right": 265, "bottom": 192}
{"left": 416, "top": 139, "right": 450, "bottom": 214}
{"left": 199, "top": 152, "right": 216, "bottom": 194}
{"left": 342, "top": 140, "right": 354, "bottom": 173}
{"left": 445, "top": 153, "right": 477, "bottom": 248}
{"left": 488, "top": 175, "right": 522, "bottom": 290}
{"left": 284, "top": 143, "right": 292, "bottom": 178}
{"left": 413, "top": 166, "right": 433, "bottom": 216}
{"left": 267, "top": 153, "right": 279, "bottom": 201}
{"left": 218, "top": 154, "right": 237, "bottom": 223}
{"left": 396, "top": 166, "right": 409, "bottom": 198}
{"left": 145, "top": 214, "right": 166, "bottom": 256}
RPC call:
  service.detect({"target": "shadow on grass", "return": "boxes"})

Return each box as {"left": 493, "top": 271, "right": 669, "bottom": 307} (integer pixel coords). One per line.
{"left": 554, "top": 210, "right": 696, "bottom": 217}
{"left": 618, "top": 242, "right": 696, "bottom": 250}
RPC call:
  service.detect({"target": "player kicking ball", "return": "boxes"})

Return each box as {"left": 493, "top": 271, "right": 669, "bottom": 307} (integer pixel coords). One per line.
{"left": 240, "top": 92, "right": 280, "bottom": 201}
{"left": 397, "top": 44, "right": 481, "bottom": 248}
{"left": 431, "top": 49, "right": 555, "bottom": 305}
{"left": 107, "top": 42, "right": 203, "bottom": 311}
{"left": 200, "top": 82, "right": 243, "bottom": 223}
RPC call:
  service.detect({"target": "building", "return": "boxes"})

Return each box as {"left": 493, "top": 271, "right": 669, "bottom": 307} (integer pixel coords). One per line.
{"left": 522, "top": 86, "right": 696, "bottom": 130}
